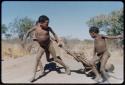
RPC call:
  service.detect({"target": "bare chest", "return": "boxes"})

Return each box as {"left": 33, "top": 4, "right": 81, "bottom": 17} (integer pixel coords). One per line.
{"left": 94, "top": 38, "right": 107, "bottom": 53}
{"left": 35, "top": 27, "right": 49, "bottom": 36}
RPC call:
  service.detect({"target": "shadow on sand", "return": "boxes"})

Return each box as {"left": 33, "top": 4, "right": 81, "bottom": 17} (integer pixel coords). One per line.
{"left": 71, "top": 68, "right": 96, "bottom": 78}
{"left": 31, "top": 62, "right": 64, "bottom": 82}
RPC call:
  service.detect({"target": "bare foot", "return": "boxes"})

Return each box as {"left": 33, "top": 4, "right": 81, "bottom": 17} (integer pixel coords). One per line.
{"left": 30, "top": 77, "right": 35, "bottom": 82}
{"left": 40, "top": 70, "right": 45, "bottom": 76}
{"left": 65, "top": 67, "right": 71, "bottom": 75}
{"left": 94, "top": 76, "right": 103, "bottom": 83}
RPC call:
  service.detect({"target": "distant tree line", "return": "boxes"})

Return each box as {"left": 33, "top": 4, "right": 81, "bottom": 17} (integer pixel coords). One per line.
{"left": 87, "top": 9, "right": 123, "bottom": 36}
{"left": 2, "top": 16, "right": 35, "bottom": 41}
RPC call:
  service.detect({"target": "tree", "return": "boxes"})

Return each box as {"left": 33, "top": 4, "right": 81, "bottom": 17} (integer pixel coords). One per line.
{"left": 87, "top": 9, "right": 123, "bottom": 35}
{"left": 2, "top": 24, "right": 8, "bottom": 34}
{"left": 10, "top": 16, "right": 35, "bottom": 40}
{"left": 107, "top": 9, "right": 123, "bottom": 35}
{"left": 5, "top": 33, "right": 12, "bottom": 40}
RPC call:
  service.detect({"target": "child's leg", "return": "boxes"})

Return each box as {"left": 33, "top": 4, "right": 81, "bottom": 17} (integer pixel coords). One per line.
{"left": 45, "top": 49, "right": 54, "bottom": 62}
{"left": 30, "top": 47, "right": 45, "bottom": 82}
{"left": 85, "top": 58, "right": 102, "bottom": 81}
{"left": 92, "top": 65, "right": 102, "bottom": 82}
{"left": 48, "top": 41, "right": 71, "bottom": 75}
{"left": 100, "top": 51, "right": 110, "bottom": 81}
{"left": 37, "top": 60, "right": 44, "bottom": 73}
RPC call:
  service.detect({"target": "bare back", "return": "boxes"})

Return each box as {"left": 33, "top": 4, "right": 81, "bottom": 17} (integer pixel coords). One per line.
{"left": 94, "top": 35, "right": 107, "bottom": 54}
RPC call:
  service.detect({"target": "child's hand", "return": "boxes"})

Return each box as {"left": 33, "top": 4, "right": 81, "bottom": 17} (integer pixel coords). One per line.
{"left": 117, "top": 34, "right": 123, "bottom": 39}
{"left": 57, "top": 41, "right": 63, "bottom": 47}
{"left": 89, "top": 59, "right": 95, "bottom": 65}
{"left": 90, "top": 56, "right": 98, "bottom": 65}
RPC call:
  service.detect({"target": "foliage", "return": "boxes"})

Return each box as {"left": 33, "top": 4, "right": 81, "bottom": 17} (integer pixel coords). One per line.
{"left": 2, "top": 24, "right": 8, "bottom": 34}
{"left": 10, "top": 16, "right": 35, "bottom": 40}
{"left": 87, "top": 9, "right": 123, "bottom": 35}
{"left": 5, "top": 34, "right": 12, "bottom": 40}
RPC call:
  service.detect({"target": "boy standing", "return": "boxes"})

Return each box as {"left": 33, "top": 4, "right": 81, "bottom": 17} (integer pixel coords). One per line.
{"left": 23, "top": 15, "right": 71, "bottom": 82}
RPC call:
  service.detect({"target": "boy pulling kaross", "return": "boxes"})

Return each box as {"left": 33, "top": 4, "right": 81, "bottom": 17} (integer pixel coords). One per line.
{"left": 23, "top": 15, "right": 71, "bottom": 82}
{"left": 89, "top": 26, "right": 123, "bottom": 82}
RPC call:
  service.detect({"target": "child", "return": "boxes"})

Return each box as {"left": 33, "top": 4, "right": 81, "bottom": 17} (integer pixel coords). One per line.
{"left": 89, "top": 26, "right": 123, "bottom": 82}
{"left": 23, "top": 15, "right": 71, "bottom": 82}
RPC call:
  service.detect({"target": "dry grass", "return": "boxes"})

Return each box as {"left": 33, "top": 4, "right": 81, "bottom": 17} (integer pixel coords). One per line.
{"left": 2, "top": 41, "right": 31, "bottom": 59}
{"left": 2, "top": 38, "right": 123, "bottom": 60}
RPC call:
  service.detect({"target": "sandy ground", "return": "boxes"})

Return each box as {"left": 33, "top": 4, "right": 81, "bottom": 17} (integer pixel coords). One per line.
{"left": 1, "top": 47, "right": 124, "bottom": 84}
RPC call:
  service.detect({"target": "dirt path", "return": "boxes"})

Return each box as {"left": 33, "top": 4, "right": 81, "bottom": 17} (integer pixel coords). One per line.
{"left": 1, "top": 49, "right": 124, "bottom": 84}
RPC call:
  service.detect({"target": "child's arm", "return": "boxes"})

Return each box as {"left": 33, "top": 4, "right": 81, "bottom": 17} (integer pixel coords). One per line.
{"left": 91, "top": 47, "right": 97, "bottom": 64}
{"left": 49, "top": 27, "right": 60, "bottom": 42}
{"left": 102, "top": 34, "right": 123, "bottom": 39}
{"left": 49, "top": 27, "right": 62, "bottom": 47}
{"left": 23, "top": 27, "right": 35, "bottom": 44}
{"left": 93, "top": 47, "right": 96, "bottom": 57}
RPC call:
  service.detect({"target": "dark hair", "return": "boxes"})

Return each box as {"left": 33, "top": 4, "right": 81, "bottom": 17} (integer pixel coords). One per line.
{"left": 38, "top": 15, "right": 49, "bottom": 23}
{"left": 89, "top": 26, "right": 99, "bottom": 33}
{"left": 35, "top": 20, "right": 39, "bottom": 25}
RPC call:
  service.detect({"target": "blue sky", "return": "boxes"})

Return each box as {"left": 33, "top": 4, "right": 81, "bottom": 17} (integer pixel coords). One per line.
{"left": 2, "top": 1, "right": 123, "bottom": 40}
